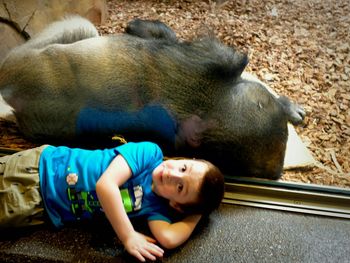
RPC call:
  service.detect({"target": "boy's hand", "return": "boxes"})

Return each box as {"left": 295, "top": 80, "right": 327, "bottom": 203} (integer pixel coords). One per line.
{"left": 140, "top": 233, "right": 157, "bottom": 244}
{"left": 124, "top": 231, "right": 164, "bottom": 262}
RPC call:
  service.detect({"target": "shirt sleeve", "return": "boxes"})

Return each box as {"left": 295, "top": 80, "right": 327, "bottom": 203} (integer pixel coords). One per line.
{"left": 116, "top": 142, "right": 163, "bottom": 177}
{"left": 148, "top": 213, "right": 172, "bottom": 223}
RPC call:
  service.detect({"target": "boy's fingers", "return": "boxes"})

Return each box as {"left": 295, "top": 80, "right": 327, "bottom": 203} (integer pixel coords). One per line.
{"left": 140, "top": 249, "right": 157, "bottom": 261}
{"left": 148, "top": 243, "right": 164, "bottom": 257}
{"left": 142, "top": 234, "right": 157, "bottom": 244}
{"left": 127, "top": 233, "right": 164, "bottom": 261}
{"left": 131, "top": 250, "right": 146, "bottom": 262}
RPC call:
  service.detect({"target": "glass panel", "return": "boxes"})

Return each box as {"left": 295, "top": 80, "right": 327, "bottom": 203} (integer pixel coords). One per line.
{"left": 0, "top": 0, "right": 349, "bottom": 190}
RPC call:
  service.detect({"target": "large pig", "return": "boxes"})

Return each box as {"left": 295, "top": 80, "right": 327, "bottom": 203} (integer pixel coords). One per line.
{"left": 0, "top": 16, "right": 305, "bottom": 179}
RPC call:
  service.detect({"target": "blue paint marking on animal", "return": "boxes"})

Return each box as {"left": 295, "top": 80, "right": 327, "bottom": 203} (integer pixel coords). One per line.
{"left": 76, "top": 105, "right": 177, "bottom": 144}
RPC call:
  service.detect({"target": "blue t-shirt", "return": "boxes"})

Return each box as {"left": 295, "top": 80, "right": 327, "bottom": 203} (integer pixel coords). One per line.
{"left": 39, "top": 142, "right": 171, "bottom": 228}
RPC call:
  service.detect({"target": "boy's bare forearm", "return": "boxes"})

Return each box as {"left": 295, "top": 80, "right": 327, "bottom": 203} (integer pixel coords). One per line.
{"left": 96, "top": 155, "right": 164, "bottom": 261}
{"left": 96, "top": 171, "right": 135, "bottom": 244}
{"left": 168, "top": 214, "right": 202, "bottom": 243}
{"left": 149, "top": 214, "right": 202, "bottom": 249}
{"left": 96, "top": 155, "right": 137, "bottom": 242}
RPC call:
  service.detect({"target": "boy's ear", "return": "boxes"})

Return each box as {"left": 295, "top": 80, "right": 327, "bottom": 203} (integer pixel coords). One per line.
{"left": 169, "top": 201, "right": 184, "bottom": 213}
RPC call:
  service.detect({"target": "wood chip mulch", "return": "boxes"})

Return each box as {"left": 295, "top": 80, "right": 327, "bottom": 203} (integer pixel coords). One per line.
{"left": 1, "top": 0, "right": 349, "bottom": 188}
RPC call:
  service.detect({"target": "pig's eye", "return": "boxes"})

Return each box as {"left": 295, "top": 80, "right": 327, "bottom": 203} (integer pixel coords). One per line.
{"left": 177, "top": 183, "right": 184, "bottom": 193}
{"left": 181, "top": 164, "right": 187, "bottom": 172}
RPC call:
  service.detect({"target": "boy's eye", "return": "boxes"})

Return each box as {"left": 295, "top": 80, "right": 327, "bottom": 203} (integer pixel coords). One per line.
{"left": 181, "top": 164, "right": 187, "bottom": 172}
{"left": 177, "top": 183, "right": 184, "bottom": 193}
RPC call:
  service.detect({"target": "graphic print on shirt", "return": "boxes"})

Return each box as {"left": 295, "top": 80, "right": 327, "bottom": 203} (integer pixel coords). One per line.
{"left": 115, "top": 185, "right": 144, "bottom": 213}
{"left": 67, "top": 184, "right": 144, "bottom": 219}
{"left": 67, "top": 187, "right": 100, "bottom": 219}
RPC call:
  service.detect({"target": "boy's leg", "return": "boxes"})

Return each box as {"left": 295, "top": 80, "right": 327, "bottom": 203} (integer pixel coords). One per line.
{"left": 0, "top": 145, "right": 48, "bottom": 228}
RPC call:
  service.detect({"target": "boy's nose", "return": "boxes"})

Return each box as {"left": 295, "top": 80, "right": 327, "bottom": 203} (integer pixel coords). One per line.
{"left": 167, "top": 169, "right": 181, "bottom": 181}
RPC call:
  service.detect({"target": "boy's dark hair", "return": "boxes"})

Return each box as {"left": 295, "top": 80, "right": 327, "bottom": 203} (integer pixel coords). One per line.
{"left": 179, "top": 159, "right": 225, "bottom": 216}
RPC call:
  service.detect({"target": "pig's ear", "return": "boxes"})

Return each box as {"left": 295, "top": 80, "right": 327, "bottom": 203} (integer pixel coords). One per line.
{"left": 177, "top": 115, "right": 214, "bottom": 148}
{"left": 210, "top": 49, "right": 249, "bottom": 83}
{"left": 233, "top": 51, "right": 249, "bottom": 77}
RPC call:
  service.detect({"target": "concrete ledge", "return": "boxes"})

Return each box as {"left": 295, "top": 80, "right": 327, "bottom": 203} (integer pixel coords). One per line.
{"left": 0, "top": 223, "right": 128, "bottom": 262}
{"left": 0, "top": 217, "right": 189, "bottom": 262}
{"left": 1, "top": 205, "right": 350, "bottom": 263}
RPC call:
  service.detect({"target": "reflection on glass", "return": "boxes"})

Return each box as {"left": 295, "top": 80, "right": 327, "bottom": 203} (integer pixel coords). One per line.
{"left": 0, "top": 0, "right": 348, "bottom": 190}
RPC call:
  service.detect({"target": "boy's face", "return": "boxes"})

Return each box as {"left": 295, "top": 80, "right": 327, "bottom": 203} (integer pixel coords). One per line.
{"left": 152, "top": 159, "right": 207, "bottom": 212}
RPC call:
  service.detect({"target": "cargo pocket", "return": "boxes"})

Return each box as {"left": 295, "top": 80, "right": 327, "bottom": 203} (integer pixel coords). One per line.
{"left": 0, "top": 147, "right": 45, "bottom": 227}
{"left": 0, "top": 181, "right": 44, "bottom": 227}
{"left": 0, "top": 184, "right": 21, "bottom": 226}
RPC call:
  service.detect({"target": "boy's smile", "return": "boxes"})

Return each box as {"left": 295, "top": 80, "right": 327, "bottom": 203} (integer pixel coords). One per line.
{"left": 152, "top": 159, "right": 208, "bottom": 212}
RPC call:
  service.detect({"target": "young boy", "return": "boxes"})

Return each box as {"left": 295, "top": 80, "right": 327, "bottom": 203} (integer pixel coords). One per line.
{"left": 0, "top": 141, "right": 224, "bottom": 262}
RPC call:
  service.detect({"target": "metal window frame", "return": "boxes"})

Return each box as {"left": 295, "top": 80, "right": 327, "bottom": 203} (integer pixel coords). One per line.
{"left": 223, "top": 176, "right": 350, "bottom": 219}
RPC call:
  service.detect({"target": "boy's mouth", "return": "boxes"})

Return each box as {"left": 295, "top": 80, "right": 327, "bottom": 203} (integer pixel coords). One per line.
{"left": 159, "top": 165, "right": 165, "bottom": 183}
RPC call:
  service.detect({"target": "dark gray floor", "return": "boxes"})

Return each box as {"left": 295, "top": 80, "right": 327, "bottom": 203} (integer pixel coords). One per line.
{"left": 1, "top": 204, "right": 350, "bottom": 263}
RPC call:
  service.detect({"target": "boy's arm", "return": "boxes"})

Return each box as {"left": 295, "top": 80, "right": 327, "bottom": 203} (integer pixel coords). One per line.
{"left": 148, "top": 214, "right": 202, "bottom": 249}
{"left": 96, "top": 154, "right": 164, "bottom": 262}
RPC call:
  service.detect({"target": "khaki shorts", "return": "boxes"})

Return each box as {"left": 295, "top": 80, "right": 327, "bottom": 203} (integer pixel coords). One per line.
{"left": 0, "top": 145, "right": 48, "bottom": 228}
